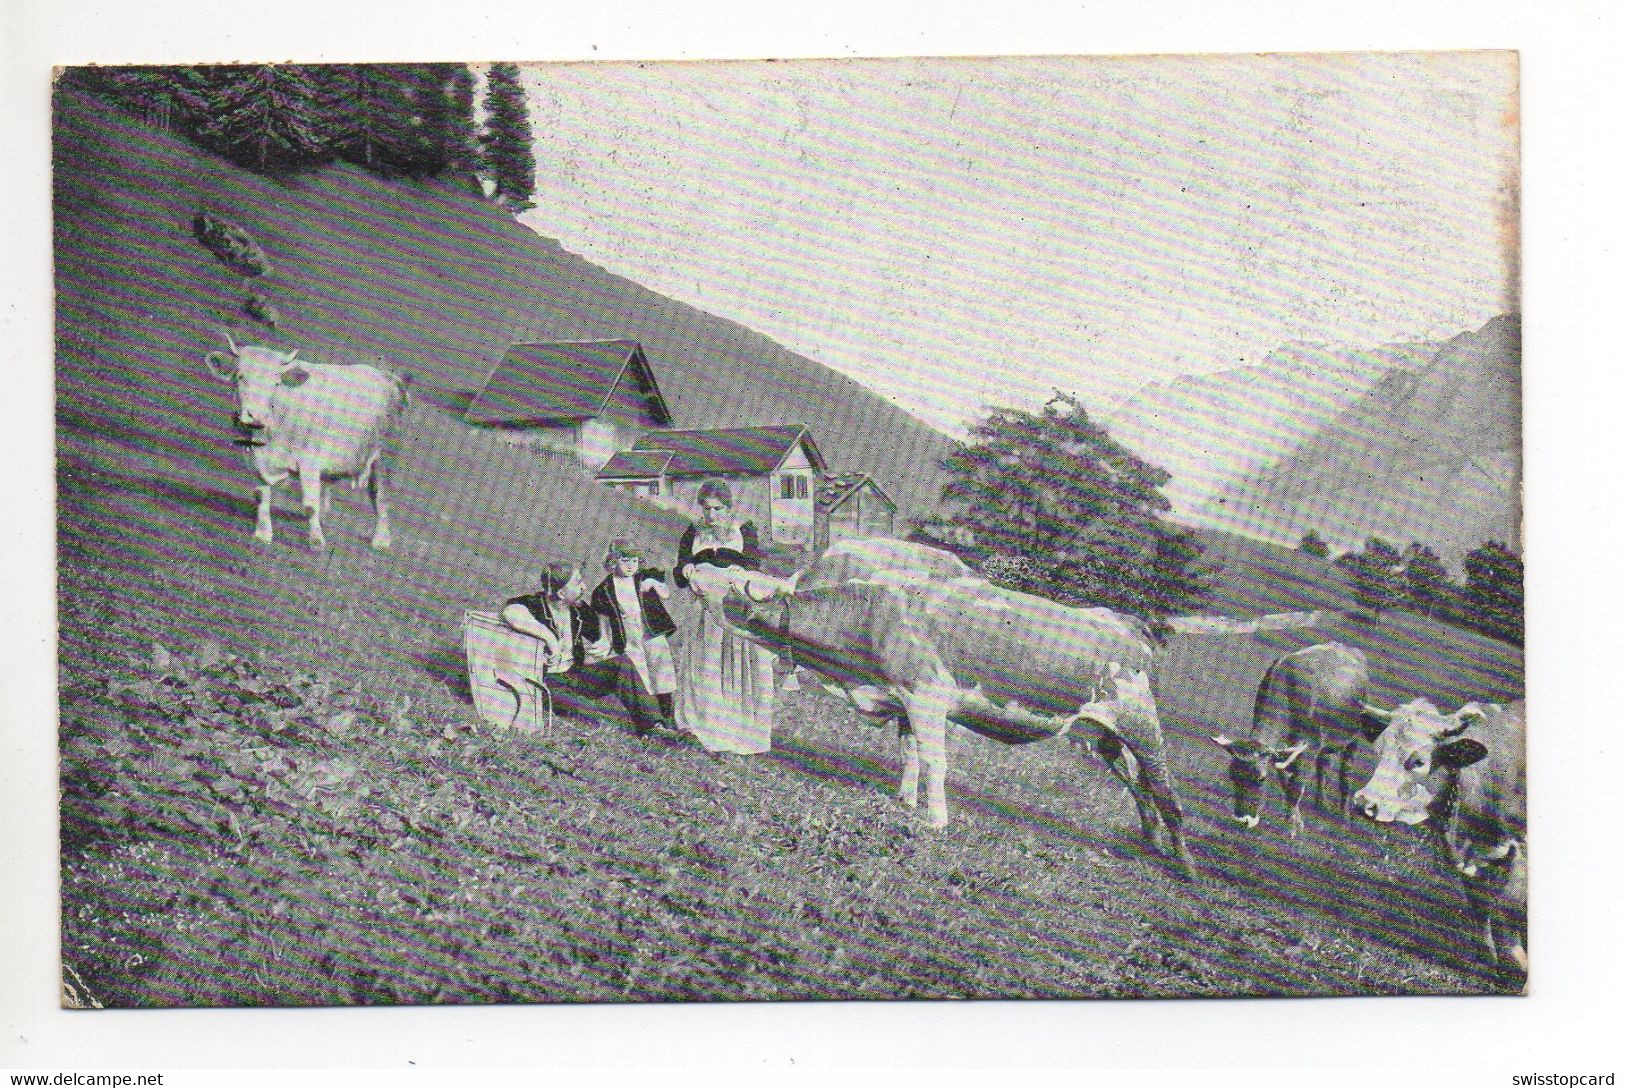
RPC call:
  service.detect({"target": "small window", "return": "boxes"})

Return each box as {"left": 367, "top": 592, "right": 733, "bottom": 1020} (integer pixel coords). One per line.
{"left": 781, "top": 475, "right": 796, "bottom": 500}
{"left": 795, "top": 475, "right": 809, "bottom": 499}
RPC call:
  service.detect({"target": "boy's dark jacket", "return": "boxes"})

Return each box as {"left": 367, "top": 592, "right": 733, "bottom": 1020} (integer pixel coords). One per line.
{"left": 590, "top": 569, "right": 678, "bottom": 655}
{"left": 501, "top": 595, "right": 601, "bottom": 669}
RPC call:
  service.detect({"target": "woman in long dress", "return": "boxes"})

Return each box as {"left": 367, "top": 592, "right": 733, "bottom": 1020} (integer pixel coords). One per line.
{"left": 673, "top": 478, "right": 776, "bottom": 755}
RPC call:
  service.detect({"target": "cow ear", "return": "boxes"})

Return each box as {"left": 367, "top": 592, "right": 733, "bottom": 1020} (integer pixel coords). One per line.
{"left": 1435, "top": 738, "right": 1489, "bottom": 769}
{"left": 204, "top": 350, "right": 236, "bottom": 382}
{"left": 1360, "top": 703, "right": 1394, "bottom": 742}
{"left": 1448, "top": 703, "right": 1491, "bottom": 734}
{"left": 281, "top": 366, "right": 310, "bottom": 387}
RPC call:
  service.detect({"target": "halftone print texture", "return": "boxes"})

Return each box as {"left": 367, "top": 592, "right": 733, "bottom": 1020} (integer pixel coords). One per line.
{"left": 55, "top": 52, "right": 1521, "bottom": 1008}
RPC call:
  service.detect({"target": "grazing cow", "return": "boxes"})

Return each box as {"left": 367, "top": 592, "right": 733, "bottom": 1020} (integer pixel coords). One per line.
{"left": 714, "top": 569, "right": 1197, "bottom": 880}
{"left": 204, "top": 336, "right": 409, "bottom": 551}
{"left": 1209, "top": 642, "right": 1373, "bottom": 835}
{"left": 1353, "top": 698, "right": 1527, "bottom": 981}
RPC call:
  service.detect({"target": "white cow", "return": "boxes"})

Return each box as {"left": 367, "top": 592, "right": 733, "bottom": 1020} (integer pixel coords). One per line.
{"left": 204, "top": 336, "right": 409, "bottom": 551}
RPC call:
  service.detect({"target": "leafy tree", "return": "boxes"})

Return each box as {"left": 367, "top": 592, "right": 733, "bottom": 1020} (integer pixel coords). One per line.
{"left": 1298, "top": 530, "right": 1330, "bottom": 559}
{"left": 481, "top": 63, "right": 536, "bottom": 211}
{"left": 1402, "top": 542, "right": 1451, "bottom": 619}
{"left": 1335, "top": 537, "right": 1404, "bottom": 622}
{"left": 1463, "top": 540, "right": 1524, "bottom": 644}
{"left": 940, "top": 393, "right": 1210, "bottom": 629}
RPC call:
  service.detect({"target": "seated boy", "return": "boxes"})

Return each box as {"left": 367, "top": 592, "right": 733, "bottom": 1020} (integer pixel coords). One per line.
{"left": 500, "top": 560, "right": 667, "bottom": 735}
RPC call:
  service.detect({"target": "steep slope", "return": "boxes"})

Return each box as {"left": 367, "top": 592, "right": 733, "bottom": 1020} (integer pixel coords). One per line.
{"left": 1104, "top": 342, "right": 1436, "bottom": 515}
{"left": 53, "top": 87, "right": 956, "bottom": 533}
{"left": 1202, "top": 316, "right": 1521, "bottom": 563}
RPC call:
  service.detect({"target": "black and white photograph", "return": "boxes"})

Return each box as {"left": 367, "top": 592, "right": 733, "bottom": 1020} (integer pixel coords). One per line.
{"left": 8, "top": 0, "right": 1624, "bottom": 1075}
{"left": 48, "top": 49, "right": 1526, "bottom": 1008}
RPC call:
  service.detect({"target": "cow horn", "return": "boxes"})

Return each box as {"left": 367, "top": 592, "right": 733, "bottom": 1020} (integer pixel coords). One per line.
{"left": 1273, "top": 742, "right": 1310, "bottom": 770}
{"left": 286, "top": 348, "right": 300, "bottom": 362}
{"left": 1360, "top": 702, "right": 1393, "bottom": 721}
{"left": 224, "top": 332, "right": 240, "bottom": 355}
{"left": 1209, "top": 734, "right": 1235, "bottom": 749}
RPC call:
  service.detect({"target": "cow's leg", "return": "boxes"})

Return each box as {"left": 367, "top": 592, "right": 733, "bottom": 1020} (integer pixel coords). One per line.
{"left": 1105, "top": 672, "right": 1197, "bottom": 879}
{"left": 901, "top": 687, "right": 953, "bottom": 828}
{"left": 896, "top": 717, "right": 921, "bottom": 809}
{"left": 367, "top": 457, "right": 393, "bottom": 551}
{"left": 1096, "top": 732, "right": 1160, "bottom": 845}
{"left": 1280, "top": 765, "right": 1308, "bottom": 839}
{"left": 254, "top": 484, "right": 276, "bottom": 543}
{"left": 298, "top": 465, "right": 326, "bottom": 551}
{"left": 1336, "top": 743, "right": 1355, "bottom": 820}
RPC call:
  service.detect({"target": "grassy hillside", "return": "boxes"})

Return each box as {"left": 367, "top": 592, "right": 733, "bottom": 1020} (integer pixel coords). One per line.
{"left": 54, "top": 86, "right": 957, "bottom": 528}
{"left": 1192, "top": 529, "right": 1353, "bottom": 617}
{"left": 56, "top": 90, "right": 1525, "bottom": 1007}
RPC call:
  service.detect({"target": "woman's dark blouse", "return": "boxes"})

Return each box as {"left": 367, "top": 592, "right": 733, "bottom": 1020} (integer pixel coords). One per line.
{"left": 673, "top": 521, "right": 761, "bottom": 589}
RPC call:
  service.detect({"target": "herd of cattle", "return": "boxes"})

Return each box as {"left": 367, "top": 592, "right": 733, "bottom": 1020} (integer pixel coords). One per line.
{"left": 202, "top": 336, "right": 1528, "bottom": 986}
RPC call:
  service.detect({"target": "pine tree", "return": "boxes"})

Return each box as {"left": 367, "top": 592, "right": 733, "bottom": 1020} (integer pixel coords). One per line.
{"left": 190, "top": 65, "right": 328, "bottom": 174}
{"left": 940, "top": 393, "right": 1210, "bottom": 629}
{"left": 446, "top": 65, "right": 479, "bottom": 174}
{"left": 59, "top": 65, "right": 215, "bottom": 135}
{"left": 1463, "top": 541, "right": 1523, "bottom": 644}
{"left": 481, "top": 63, "right": 536, "bottom": 211}
{"left": 318, "top": 64, "right": 432, "bottom": 175}
{"left": 410, "top": 63, "right": 478, "bottom": 176}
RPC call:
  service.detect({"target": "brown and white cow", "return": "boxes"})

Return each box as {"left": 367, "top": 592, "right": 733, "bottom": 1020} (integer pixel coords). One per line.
{"left": 1354, "top": 698, "right": 1527, "bottom": 981}
{"left": 204, "top": 336, "right": 409, "bottom": 551}
{"left": 795, "top": 537, "right": 973, "bottom": 592}
{"left": 1209, "top": 642, "right": 1374, "bottom": 836}
{"left": 714, "top": 569, "right": 1198, "bottom": 880}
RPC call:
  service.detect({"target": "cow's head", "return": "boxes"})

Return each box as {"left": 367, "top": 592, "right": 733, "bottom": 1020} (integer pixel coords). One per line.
{"left": 203, "top": 335, "right": 310, "bottom": 444}
{"left": 1352, "top": 698, "right": 1493, "bottom": 825}
{"left": 1208, "top": 734, "right": 1311, "bottom": 828}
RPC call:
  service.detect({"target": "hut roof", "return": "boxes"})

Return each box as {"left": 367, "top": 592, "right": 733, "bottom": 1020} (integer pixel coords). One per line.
{"left": 627, "top": 425, "right": 827, "bottom": 478}
{"left": 465, "top": 340, "right": 673, "bottom": 426}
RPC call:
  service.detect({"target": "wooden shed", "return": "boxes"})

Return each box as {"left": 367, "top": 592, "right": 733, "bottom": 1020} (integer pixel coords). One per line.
{"left": 814, "top": 472, "right": 898, "bottom": 550}
{"left": 597, "top": 425, "right": 828, "bottom": 546}
{"left": 464, "top": 340, "right": 673, "bottom": 469}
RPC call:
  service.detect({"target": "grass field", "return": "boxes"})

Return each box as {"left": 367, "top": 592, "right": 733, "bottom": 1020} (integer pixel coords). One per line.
{"left": 55, "top": 90, "right": 1525, "bottom": 1006}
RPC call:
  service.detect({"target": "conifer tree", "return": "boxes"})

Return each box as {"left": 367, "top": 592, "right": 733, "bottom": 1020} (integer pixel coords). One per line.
{"left": 1298, "top": 530, "right": 1330, "bottom": 559}
{"left": 481, "top": 63, "right": 537, "bottom": 211}
{"left": 190, "top": 65, "right": 328, "bottom": 174}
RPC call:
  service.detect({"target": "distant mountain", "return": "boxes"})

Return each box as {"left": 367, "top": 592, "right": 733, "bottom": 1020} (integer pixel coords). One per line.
{"left": 1198, "top": 315, "right": 1521, "bottom": 565}
{"left": 1104, "top": 341, "right": 1438, "bottom": 516}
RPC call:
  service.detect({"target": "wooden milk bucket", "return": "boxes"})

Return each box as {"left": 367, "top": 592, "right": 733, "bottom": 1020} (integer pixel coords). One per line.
{"left": 462, "top": 610, "right": 552, "bottom": 734}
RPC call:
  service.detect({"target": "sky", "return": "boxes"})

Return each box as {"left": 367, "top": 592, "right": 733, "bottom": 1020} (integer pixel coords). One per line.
{"left": 516, "top": 52, "right": 1518, "bottom": 436}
